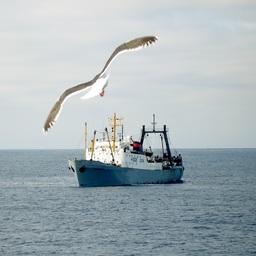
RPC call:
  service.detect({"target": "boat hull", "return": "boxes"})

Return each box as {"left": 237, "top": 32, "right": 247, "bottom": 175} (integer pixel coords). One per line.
{"left": 69, "top": 160, "right": 184, "bottom": 187}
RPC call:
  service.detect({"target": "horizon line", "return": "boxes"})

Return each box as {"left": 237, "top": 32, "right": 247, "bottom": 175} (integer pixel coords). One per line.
{"left": 0, "top": 147, "right": 255, "bottom": 150}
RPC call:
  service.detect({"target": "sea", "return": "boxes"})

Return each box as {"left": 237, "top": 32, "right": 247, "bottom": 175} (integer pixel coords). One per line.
{"left": 0, "top": 149, "right": 255, "bottom": 256}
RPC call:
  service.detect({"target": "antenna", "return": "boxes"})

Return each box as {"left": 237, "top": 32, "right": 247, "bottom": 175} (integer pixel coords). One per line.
{"left": 152, "top": 114, "right": 157, "bottom": 131}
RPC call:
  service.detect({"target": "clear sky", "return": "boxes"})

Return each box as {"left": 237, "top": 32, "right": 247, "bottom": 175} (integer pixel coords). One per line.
{"left": 0, "top": 0, "right": 255, "bottom": 149}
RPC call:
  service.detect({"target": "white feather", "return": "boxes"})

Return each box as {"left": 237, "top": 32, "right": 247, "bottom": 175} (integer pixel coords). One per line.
{"left": 80, "top": 74, "right": 109, "bottom": 100}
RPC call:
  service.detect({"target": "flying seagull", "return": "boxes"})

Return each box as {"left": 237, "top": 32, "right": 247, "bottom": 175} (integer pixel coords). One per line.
{"left": 43, "top": 35, "right": 158, "bottom": 132}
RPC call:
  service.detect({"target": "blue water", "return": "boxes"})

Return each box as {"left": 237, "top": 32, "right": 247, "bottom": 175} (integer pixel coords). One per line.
{"left": 0, "top": 149, "right": 255, "bottom": 255}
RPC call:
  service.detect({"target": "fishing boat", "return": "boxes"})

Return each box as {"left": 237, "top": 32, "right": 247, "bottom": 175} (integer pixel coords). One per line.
{"left": 68, "top": 114, "right": 184, "bottom": 187}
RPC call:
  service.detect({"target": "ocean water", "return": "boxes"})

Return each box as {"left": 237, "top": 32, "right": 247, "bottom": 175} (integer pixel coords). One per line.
{"left": 0, "top": 149, "right": 255, "bottom": 255}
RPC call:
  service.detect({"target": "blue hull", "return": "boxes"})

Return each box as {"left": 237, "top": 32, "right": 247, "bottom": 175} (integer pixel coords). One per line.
{"left": 69, "top": 160, "right": 184, "bottom": 187}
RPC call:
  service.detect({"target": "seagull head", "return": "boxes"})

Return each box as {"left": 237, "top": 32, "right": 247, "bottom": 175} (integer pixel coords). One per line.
{"left": 99, "top": 74, "right": 109, "bottom": 96}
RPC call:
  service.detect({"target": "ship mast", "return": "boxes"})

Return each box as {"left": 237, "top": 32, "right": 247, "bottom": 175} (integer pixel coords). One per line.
{"left": 84, "top": 122, "right": 87, "bottom": 160}
{"left": 90, "top": 130, "right": 96, "bottom": 160}
{"left": 109, "top": 113, "right": 122, "bottom": 153}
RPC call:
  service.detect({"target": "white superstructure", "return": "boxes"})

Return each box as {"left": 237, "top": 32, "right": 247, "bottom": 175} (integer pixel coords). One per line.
{"left": 87, "top": 139, "right": 163, "bottom": 170}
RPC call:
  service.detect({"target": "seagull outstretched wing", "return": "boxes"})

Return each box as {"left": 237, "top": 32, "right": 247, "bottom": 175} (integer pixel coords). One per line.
{"left": 98, "top": 36, "right": 158, "bottom": 77}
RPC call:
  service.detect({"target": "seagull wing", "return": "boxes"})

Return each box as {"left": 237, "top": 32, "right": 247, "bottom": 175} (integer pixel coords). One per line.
{"left": 43, "top": 80, "right": 94, "bottom": 132}
{"left": 98, "top": 35, "right": 158, "bottom": 77}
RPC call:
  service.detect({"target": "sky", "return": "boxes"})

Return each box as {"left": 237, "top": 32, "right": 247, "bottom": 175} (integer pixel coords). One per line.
{"left": 0, "top": 0, "right": 255, "bottom": 149}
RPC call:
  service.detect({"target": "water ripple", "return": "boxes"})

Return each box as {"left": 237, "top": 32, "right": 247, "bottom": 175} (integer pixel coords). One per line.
{"left": 0, "top": 149, "right": 255, "bottom": 255}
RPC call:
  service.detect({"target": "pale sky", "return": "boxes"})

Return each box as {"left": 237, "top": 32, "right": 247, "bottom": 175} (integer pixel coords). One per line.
{"left": 0, "top": 0, "right": 255, "bottom": 149}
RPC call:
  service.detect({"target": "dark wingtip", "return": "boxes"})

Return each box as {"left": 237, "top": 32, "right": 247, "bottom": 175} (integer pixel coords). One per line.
{"left": 152, "top": 35, "right": 158, "bottom": 43}
{"left": 145, "top": 35, "right": 158, "bottom": 45}
{"left": 43, "top": 118, "right": 55, "bottom": 134}
{"left": 43, "top": 124, "right": 50, "bottom": 134}
{"left": 42, "top": 128, "right": 48, "bottom": 134}
{"left": 43, "top": 121, "right": 55, "bottom": 134}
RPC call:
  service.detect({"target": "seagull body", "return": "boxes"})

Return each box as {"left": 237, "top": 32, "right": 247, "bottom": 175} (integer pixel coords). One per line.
{"left": 80, "top": 74, "right": 109, "bottom": 100}
{"left": 43, "top": 35, "right": 158, "bottom": 132}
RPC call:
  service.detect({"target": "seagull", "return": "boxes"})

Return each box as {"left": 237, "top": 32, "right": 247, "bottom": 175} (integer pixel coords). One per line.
{"left": 43, "top": 35, "right": 158, "bottom": 132}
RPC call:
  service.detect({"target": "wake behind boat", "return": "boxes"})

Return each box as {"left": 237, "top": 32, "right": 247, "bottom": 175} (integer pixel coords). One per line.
{"left": 68, "top": 114, "right": 184, "bottom": 187}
